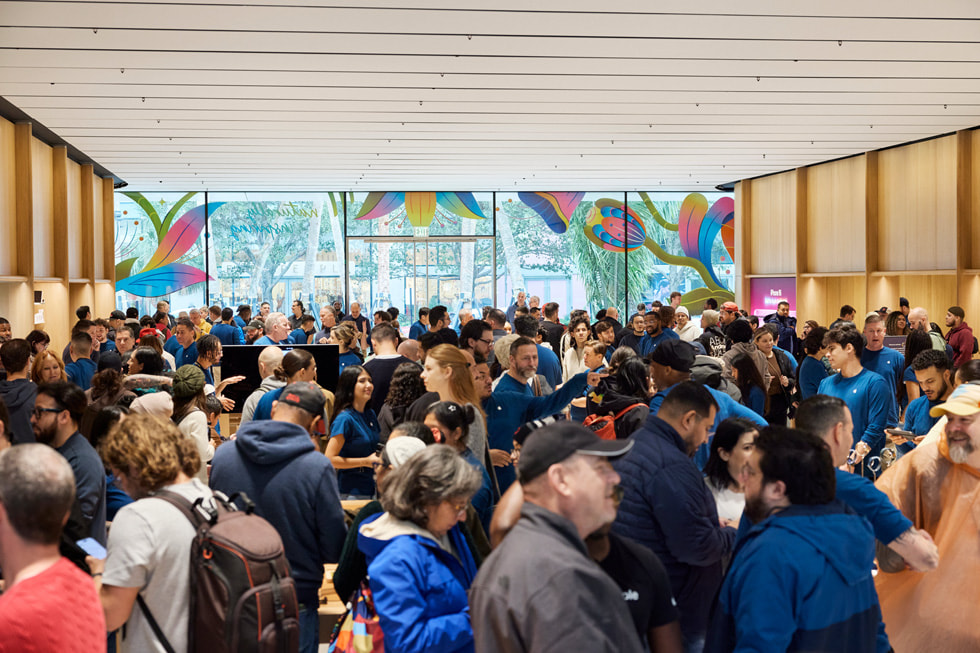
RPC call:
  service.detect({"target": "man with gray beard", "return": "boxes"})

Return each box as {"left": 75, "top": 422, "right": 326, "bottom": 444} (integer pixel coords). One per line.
{"left": 874, "top": 382, "right": 980, "bottom": 652}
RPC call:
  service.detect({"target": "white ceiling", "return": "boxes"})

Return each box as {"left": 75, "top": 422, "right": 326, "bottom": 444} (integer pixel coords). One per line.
{"left": 2, "top": 0, "right": 979, "bottom": 191}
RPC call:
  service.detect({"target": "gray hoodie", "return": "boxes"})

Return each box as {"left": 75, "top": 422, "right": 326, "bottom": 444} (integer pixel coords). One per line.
{"left": 0, "top": 378, "right": 37, "bottom": 444}
{"left": 240, "top": 376, "right": 286, "bottom": 424}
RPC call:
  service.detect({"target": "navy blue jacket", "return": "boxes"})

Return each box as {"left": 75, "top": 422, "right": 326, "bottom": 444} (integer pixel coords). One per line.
{"left": 209, "top": 419, "right": 347, "bottom": 604}
{"left": 706, "top": 502, "right": 887, "bottom": 653}
{"left": 612, "top": 414, "right": 735, "bottom": 641}
{"left": 359, "top": 514, "right": 477, "bottom": 653}
{"left": 535, "top": 344, "right": 562, "bottom": 390}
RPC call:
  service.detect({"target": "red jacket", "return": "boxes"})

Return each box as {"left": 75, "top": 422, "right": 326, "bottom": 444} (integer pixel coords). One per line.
{"left": 945, "top": 321, "right": 974, "bottom": 367}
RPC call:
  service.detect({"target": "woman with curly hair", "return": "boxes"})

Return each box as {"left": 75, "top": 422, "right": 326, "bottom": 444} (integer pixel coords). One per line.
{"left": 90, "top": 413, "right": 212, "bottom": 648}
{"left": 885, "top": 310, "right": 910, "bottom": 336}
{"left": 378, "top": 361, "right": 427, "bottom": 442}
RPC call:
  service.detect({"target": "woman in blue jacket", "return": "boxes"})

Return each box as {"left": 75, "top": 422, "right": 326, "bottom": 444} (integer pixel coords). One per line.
{"left": 326, "top": 365, "right": 381, "bottom": 496}
{"left": 358, "top": 445, "right": 482, "bottom": 653}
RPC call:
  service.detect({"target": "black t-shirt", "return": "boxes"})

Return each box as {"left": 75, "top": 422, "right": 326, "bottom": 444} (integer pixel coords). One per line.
{"left": 599, "top": 532, "right": 680, "bottom": 643}
{"left": 363, "top": 355, "right": 413, "bottom": 414}
{"left": 539, "top": 320, "right": 565, "bottom": 354}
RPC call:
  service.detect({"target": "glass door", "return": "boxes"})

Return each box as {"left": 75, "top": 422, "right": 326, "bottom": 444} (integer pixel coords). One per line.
{"left": 347, "top": 237, "right": 495, "bottom": 334}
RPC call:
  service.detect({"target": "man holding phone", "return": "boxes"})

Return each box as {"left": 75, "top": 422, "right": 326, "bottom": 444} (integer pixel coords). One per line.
{"left": 0, "top": 444, "right": 106, "bottom": 649}
{"left": 889, "top": 351, "right": 953, "bottom": 451}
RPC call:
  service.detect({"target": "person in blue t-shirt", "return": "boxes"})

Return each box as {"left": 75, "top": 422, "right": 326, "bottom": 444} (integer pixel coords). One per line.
{"left": 890, "top": 350, "right": 954, "bottom": 456}
{"left": 860, "top": 314, "right": 904, "bottom": 426}
{"left": 287, "top": 314, "right": 317, "bottom": 345}
{"left": 797, "top": 326, "right": 829, "bottom": 400}
{"left": 325, "top": 365, "right": 381, "bottom": 497}
{"left": 211, "top": 307, "right": 245, "bottom": 346}
{"left": 817, "top": 325, "right": 894, "bottom": 479}
{"left": 64, "top": 332, "right": 98, "bottom": 391}
{"left": 408, "top": 307, "right": 429, "bottom": 341}
{"left": 169, "top": 318, "right": 199, "bottom": 368}
{"left": 639, "top": 310, "right": 680, "bottom": 357}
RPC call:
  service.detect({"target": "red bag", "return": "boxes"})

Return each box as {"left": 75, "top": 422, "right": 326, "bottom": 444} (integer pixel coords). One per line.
{"left": 583, "top": 403, "right": 647, "bottom": 440}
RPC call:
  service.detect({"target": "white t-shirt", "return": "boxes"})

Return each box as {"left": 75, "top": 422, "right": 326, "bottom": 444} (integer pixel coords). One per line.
{"left": 706, "top": 479, "right": 745, "bottom": 523}
{"left": 103, "top": 479, "right": 214, "bottom": 653}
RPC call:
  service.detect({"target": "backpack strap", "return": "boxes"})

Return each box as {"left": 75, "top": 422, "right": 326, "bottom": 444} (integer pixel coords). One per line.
{"left": 612, "top": 403, "right": 648, "bottom": 421}
{"left": 136, "top": 594, "right": 177, "bottom": 653}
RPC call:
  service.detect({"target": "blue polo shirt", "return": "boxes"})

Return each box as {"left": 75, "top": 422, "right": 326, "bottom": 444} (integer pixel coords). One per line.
{"left": 639, "top": 329, "right": 680, "bottom": 357}
{"left": 904, "top": 395, "right": 942, "bottom": 436}
{"left": 65, "top": 357, "right": 97, "bottom": 391}
{"left": 174, "top": 341, "right": 198, "bottom": 368}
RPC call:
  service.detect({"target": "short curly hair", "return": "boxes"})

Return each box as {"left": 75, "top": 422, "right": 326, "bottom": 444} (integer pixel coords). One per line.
{"left": 99, "top": 414, "right": 201, "bottom": 493}
{"left": 379, "top": 444, "right": 481, "bottom": 528}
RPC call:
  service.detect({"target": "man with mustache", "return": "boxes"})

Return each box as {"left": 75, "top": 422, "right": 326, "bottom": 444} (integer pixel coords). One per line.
{"left": 874, "top": 382, "right": 980, "bottom": 652}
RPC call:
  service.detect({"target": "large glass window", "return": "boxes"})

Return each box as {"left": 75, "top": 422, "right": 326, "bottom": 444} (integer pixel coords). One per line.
{"left": 495, "top": 192, "right": 628, "bottom": 322}
{"left": 115, "top": 189, "right": 735, "bottom": 323}
{"left": 626, "top": 191, "right": 736, "bottom": 315}
{"left": 114, "top": 191, "right": 207, "bottom": 315}
{"left": 206, "top": 192, "right": 346, "bottom": 317}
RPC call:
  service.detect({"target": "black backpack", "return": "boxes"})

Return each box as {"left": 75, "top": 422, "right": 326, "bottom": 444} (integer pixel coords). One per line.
{"left": 137, "top": 490, "right": 300, "bottom": 653}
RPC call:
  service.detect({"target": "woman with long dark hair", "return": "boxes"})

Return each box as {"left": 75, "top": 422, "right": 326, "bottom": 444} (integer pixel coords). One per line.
{"left": 326, "top": 365, "right": 381, "bottom": 496}
{"left": 585, "top": 357, "right": 651, "bottom": 439}
{"left": 731, "top": 352, "right": 767, "bottom": 416}
{"left": 702, "top": 418, "right": 759, "bottom": 522}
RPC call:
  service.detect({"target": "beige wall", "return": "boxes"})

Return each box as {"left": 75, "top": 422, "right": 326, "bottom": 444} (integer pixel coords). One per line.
{"left": 0, "top": 116, "right": 115, "bottom": 353}
{"left": 737, "top": 127, "right": 977, "bottom": 345}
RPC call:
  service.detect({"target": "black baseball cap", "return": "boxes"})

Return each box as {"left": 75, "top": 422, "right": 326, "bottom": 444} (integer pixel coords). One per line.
{"left": 649, "top": 339, "right": 695, "bottom": 372}
{"left": 518, "top": 422, "right": 633, "bottom": 483}
{"left": 110, "top": 310, "right": 126, "bottom": 320}
{"left": 278, "top": 382, "right": 325, "bottom": 416}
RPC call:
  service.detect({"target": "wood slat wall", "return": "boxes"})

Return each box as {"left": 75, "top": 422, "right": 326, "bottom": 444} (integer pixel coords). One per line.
{"left": 737, "top": 127, "right": 979, "bottom": 346}
{"left": 0, "top": 115, "right": 115, "bottom": 353}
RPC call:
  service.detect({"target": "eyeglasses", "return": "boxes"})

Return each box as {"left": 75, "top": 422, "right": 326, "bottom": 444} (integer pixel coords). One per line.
{"left": 479, "top": 338, "right": 494, "bottom": 345}
{"left": 448, "top": 500, "right": 469, "bottom": 516}
{"left": 32, "top": 407, "right": 64, "bottom": 418}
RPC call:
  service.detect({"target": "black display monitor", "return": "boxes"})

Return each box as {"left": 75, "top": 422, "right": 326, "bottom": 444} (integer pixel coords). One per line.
{"left": 217, "top": 344, "right": 340, "bottom": 413}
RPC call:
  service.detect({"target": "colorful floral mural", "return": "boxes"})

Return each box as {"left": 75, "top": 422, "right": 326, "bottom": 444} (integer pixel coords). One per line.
{"left": 114, "top": 191, "right": 215, "bottom": 297}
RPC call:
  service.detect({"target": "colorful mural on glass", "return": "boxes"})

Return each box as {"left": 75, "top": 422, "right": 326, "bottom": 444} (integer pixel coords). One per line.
{"left": 354, "top": 191, "right": 486, "bottom": 229}
{"left": 114, "top": 191, "right": 215, "bottom": 297}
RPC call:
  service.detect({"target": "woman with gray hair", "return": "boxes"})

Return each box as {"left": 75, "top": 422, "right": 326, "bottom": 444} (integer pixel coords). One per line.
{"left": 358, "top": 444, "right": 482, "bottom": 652}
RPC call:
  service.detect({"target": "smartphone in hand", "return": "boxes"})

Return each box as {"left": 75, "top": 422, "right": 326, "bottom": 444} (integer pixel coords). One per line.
{"left": 885, "top": 428, "right": 918, "bottom": 441}
{"left": 76, "top": 537, "right": 107, "bottom": 560}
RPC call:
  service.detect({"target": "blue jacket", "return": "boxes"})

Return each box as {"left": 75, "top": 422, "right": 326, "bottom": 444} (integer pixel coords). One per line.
{"left": 359, "top": 513, "right": 477, "bottom": 653}
{"left": 210, "top": 419, "right": 347, "bottom": 603}
{"left": 612, "top": 414, "right": 735, "bottom": 641}
{"left": 707, "top": 502, "right": 886, "bottom": 653}
{"left": 485, "top": 371, "right": 590, "bottom": 492}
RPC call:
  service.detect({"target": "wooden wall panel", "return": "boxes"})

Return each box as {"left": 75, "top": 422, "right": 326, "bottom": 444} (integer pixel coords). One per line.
{"left": 102, "top": 178, "right": 115, "bottom": 281}
{"left": 95, "top": 282, "right": 116, "bottom": 319}
{"left": 748, "top": 171, "right": 797, "bottom": 275}
{"left": 31, "top": 138, "right": 54, "bottom": 278}
{"left": 972, "top": 130, "right": 980, "bottom": 270}
{"left": 34, "top": 281, "right": 70, "bottom": 353}
{"left": 797, "top": 275, "right": 867, "bottom": 327}
{"left": 0, "top": 283, "right": 34, "bottom": 337}
{"left": 867, "top": 274, "right": 957, "bottom": 332}
{"left": 876, "top": 135, "right": 957, "bottom": 271}
{"left": 93, "top": 176, "right": 105, "bottom": 279}
{"left": 66, "top": 158, "right": 83, "bottom": 280}
{"left": 805, "top": 156, "right": 866, "bottom": 273}
{"left": 0, "top": 120, "right": 17, "bottom": 277}
{"left": 69, "top": 283, "right": 95, "bottom": 325}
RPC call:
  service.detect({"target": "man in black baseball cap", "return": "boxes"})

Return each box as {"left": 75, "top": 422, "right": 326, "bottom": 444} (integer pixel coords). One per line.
{"left": 470, "top": 422, "right": 644, "bottom": 652}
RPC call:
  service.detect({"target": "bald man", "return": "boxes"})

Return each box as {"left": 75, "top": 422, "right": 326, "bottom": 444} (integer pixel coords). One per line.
{"left": 908, "top": 307, "right": 948, "bottom": 353}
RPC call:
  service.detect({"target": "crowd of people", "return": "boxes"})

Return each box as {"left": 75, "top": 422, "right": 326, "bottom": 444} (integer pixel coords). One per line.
{"left": 0, "top": 290, "right": 976, "bottom": 652}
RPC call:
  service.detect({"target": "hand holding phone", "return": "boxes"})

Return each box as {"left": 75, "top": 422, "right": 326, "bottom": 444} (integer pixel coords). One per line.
{"left": 885, "top": 428, "right": 918, "bottom": 441}
{"left": 76, "top": 537, "right": 107, "bottom": 560}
